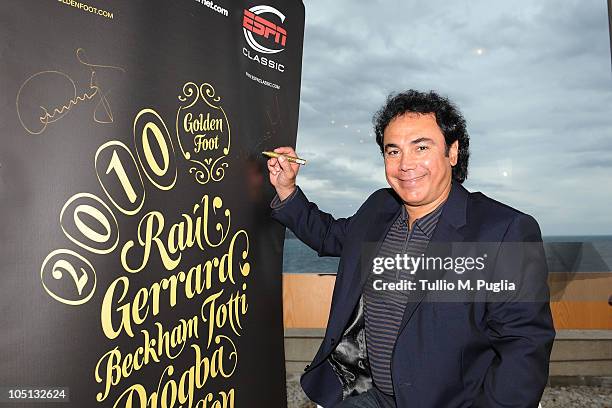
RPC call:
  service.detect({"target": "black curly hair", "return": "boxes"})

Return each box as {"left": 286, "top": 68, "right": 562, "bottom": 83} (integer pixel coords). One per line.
{"left": 373, "top": 90, "right": 470, "bottom": 183}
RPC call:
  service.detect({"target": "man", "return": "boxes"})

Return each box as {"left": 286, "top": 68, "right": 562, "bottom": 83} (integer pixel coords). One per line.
{"left": 268, "top": 90, "right": 555, "bottom": 408}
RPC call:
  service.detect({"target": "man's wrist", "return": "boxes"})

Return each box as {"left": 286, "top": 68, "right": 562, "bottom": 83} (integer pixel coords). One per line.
{"left": 277, "top": 185, "right": 296, "bottom": 201}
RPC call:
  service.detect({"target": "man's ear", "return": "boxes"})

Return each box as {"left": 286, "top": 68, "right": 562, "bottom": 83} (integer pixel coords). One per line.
{"left": 449, "top": 140, "right": 459, "bottom": 166}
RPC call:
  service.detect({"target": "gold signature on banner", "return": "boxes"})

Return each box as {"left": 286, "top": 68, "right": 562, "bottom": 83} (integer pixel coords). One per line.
{"left": 16, "top": 48, "right": 125, "bottom": 135}
{"left": 176, "top": 82, "right": 231, "bottom": 184}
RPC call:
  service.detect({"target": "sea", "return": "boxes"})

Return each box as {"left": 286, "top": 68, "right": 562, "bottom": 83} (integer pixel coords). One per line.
{"left": 281, "top": 231, "right": 612, "bottom": 274}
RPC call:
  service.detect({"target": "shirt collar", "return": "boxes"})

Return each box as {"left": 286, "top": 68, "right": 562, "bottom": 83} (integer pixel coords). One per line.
{"left": 399, "top": 199, "right": 446, "bottom": 238}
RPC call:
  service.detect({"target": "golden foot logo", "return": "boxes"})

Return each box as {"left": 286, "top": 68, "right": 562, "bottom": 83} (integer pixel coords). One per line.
{"left": 176, "top": 82, "right": 231, "bottom": 185}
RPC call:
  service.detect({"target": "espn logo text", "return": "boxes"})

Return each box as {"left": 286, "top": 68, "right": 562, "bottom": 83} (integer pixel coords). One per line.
{"left": 242, "top": 6, "right": 286, "bottom": 54}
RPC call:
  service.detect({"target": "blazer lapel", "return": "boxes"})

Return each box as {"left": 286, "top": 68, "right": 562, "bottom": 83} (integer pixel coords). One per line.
{"left": 334, "top": 189, "right": 401, "bottom": 334}
{"left": 396, "top": 181, "right": 469, "bottom": 335}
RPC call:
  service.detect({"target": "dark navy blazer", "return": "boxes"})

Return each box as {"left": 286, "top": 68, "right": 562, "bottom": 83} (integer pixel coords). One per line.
{"left": 272, "top": 181, "right": 555, "bottom": 408}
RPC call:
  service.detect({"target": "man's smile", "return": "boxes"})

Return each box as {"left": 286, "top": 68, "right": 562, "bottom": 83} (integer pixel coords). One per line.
{"left": 398, "top": 174, "right": 427, "bottom": 183}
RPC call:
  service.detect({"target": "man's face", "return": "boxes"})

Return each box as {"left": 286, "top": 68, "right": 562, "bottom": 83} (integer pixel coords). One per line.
{"left": 383, "top": 113, "right": 458, "bottom": 208}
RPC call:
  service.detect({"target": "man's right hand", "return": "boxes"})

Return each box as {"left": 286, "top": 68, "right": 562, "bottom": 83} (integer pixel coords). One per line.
{"left": 267, "top": 146, "right": 300, "bottom": 201}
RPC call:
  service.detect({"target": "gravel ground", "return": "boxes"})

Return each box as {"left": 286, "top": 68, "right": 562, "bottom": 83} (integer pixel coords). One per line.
{"left": 286, "top": 373, "right": 316, "bottom": 408}
{"left": 287, "top": 374, "right": 612, "bottom": 408}
{"left": 540, "top": 386, "right": 611, "bottom": 407}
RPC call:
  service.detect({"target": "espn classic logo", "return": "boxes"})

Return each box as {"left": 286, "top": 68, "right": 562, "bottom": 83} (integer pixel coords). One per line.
{"left": 242, "top": 5, "right": 287, "bottom": 54}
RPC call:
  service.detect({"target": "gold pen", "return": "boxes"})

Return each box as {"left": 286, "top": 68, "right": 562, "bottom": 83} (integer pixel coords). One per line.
{"left": 262, "top": 151, "right": 307, "bottom": 165}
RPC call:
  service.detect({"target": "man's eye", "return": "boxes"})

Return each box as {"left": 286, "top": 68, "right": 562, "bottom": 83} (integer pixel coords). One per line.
{"left": 416, "top": 145, "right": 429, "bottom": 151}
{"left": 386, "top": 150, "right": 399, "bottom": 156}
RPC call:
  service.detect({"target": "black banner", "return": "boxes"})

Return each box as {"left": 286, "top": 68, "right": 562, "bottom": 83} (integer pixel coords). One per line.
{"left": 0, "top": 1, "right": 304, "bottom": 406}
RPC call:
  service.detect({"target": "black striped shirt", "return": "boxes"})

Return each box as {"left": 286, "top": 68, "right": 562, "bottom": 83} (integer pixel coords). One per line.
{"left": 363, "top": 203, "right": 444, "bottom": 396}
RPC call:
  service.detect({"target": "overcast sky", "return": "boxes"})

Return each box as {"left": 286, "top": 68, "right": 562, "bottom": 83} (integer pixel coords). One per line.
{"left": 294, "top": 0, "right": 612, "bottom": 236}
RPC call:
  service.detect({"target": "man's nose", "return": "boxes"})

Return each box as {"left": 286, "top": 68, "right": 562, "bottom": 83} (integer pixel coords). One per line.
{"left": 399, "top": 152, "right": 416, "bottom": 171}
